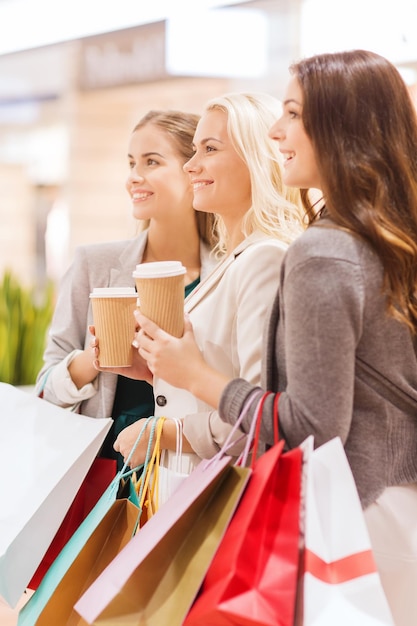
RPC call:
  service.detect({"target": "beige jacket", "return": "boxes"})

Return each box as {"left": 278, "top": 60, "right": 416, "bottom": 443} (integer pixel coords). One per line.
{"left": 36, "top": 231, "right": 215, "bottom": 419}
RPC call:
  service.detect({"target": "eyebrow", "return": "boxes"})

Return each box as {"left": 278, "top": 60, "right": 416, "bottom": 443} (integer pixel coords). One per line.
{"left": 283, "top": 98, "right": 302, "bottom": 107}
{"left": 127, "top": 151, "right": 165, "bottom": 159}
{"left": 192, "top": 137, "right": 223, "bottom": 149}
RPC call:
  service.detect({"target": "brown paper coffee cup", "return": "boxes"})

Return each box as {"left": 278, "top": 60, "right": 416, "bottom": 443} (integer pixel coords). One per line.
{"left": 132, "top": 261, "right": 186, "bottom": 337}
{"left": 90, "top": 287, "right": 138, "bottom": 367}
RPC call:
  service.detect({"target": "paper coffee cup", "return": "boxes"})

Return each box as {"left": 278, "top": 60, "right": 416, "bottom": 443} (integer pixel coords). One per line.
{"left": 132, "top": 261, "right": 186, "bottom": 337}
{"left": 90, "top": 287, "right": 138, "bottom": 367}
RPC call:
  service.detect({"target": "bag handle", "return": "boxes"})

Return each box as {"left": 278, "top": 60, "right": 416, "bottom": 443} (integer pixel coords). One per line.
{"left": 234, "top": 391, "right": 281, "bottom": 468}
{"left": 132, "top": 416, "right": 166, "bottom": 534}
{"left": 249, "top": 391, "right": 274, "bottom": 467}
{"left": 159, "top": 418, "right": 183, "bottom": 474}
{"left": 101, "top": 415, "right": 158, "bottom": 502}
{"left": 118, "top": 415, "right": 158, "bottom": 479}
{"left": 37, "top": 365, "right": 82, "bottom": 413}
{"left": 207, "top": 388, "right": 268, "bottom": 469}
{"left": 273, "top": 393, "right": 280, "bottom": 442}
{"left": 174, "top": 418, "right": 183, "bottom": 472}
{"left": 37, "top": 368, "right": 52, "bottom": 398}
{"left": 211, "top": 388, "right": 264, "bottom": 462}
{"left": 356, "top": 356, "right": 417, "bottom": 416}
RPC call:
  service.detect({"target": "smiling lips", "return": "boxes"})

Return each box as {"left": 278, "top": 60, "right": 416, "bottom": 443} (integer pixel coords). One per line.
{"left": 132, "top": 182, "right": 212, "bottom": 199}
{"left": 282, "top": 151, "right": 295, "bottom": 166}
{"left": 132, "top": 191, "right": 153, "bottom": 200}
{"left": 191, "top": 181, "right": 213, "bottom": 191}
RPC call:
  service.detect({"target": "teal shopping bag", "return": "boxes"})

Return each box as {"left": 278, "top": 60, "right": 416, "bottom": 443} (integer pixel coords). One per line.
{"left": 18, "top": 417, "right": 159, "bottom": 626}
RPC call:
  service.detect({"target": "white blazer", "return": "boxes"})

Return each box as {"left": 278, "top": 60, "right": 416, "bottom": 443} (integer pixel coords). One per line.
{"left": 153, "top": 230, "right": 288, "bottom": 473}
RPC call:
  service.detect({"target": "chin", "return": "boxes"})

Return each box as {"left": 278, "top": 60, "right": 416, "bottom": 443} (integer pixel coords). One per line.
{"left": 133, "top": 209, "right": 152, "bottom": 220}
{"left": 192, "top": 203, "right": 211, "bottom": 214}
{"left": 285, "top": 176, "right": 309, "bottom": 189}
{"left": 283, "top": 177, "right": 298, "bottom": 189}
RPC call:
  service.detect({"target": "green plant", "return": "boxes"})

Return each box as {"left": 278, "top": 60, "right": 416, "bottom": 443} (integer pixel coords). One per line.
{"left": 0, "top": 270, "right": 55, "bottom": 385}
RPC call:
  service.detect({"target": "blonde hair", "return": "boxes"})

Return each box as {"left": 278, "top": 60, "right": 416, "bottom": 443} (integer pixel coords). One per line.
{"left": 204, "top": 92, "right": 305, "bottom": 255}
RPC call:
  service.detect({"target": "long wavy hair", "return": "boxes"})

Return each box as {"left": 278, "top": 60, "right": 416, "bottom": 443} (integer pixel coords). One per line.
{"left": 203, "top": 92, "right": 305, "bottom": 255}
{"left": 133, "top": 109, "right": 218, "bottom": 249}
{"left": 291, "top": 49, "right": 417, "bottom": 334}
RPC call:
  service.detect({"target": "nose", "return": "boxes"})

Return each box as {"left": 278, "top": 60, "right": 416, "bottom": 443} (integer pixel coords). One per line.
{"left": 127, "top": 161, "right": 145, "bottom": 182}
{"left": 126, "top": 168, "right": 144, "bottom": 193}
{"left": 129, "top": 169, "right": 145, "bottom": 182}
{"left": 183, "top": 153, "right": 198, "bottom": 174}
{"left": 269, "top": 117, "right": 284, "bottom": 142}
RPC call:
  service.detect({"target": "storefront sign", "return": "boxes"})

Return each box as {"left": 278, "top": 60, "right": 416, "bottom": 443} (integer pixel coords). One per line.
{"left": 79, "top": 21, "right": 168, "bottom": 89}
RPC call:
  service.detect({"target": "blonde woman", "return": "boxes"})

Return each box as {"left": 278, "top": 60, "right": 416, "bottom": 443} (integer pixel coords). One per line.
{"left": 112, "top": 92, "right": 305, "bottom": 496}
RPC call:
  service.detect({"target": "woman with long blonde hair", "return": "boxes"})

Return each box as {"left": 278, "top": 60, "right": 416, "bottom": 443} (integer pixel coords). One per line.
{"left": 111, "top": 92, "right": 305, "bottom": 497}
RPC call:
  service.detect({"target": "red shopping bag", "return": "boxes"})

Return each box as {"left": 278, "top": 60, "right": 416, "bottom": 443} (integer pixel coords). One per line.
{"left": 28, "top": 456, "right": 116, "bottom": 590}
{"left": 185, "top": 393, "right": 302, "bottom": 626}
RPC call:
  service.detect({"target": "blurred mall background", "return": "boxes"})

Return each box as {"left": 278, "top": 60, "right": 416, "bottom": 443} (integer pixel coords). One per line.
{"left": 1, "top": 0, "right": 417, "bottom": 289}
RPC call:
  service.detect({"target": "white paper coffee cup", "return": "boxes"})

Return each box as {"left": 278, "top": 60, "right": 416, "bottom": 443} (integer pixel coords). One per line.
{"left": 90, "top": 287, "right": 138, "bottom": 367}
{"left": 132, "top": 261, "right": 186, "bottom": 337}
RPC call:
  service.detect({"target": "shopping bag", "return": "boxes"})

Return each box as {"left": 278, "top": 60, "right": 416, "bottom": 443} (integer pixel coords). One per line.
{"left": 157, "top": 417, "right": 191, "bottom": 506}
{"left": 0, "top": 382, "right": 112, "bottom": 608}
{"left": 28, "top": 456, "right": 117, "bottom": 590}
{"left": 74, "top": 457, "right": 251, "bottom": 625}
{"left": 297, "top": 436, "right": 394, "bottom": 626}
{"left": 185, "top": 392, "right": 302, "bottom": 626}
{"left": 20, "top": 495, "right": 139, "bottom": 626}
{"left": 18, "top": 416, "right": 160, "bottom": 626}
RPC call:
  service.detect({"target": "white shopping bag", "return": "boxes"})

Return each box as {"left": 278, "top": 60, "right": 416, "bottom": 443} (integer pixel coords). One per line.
{"left": 298, "top": 437, "right": 394, "bottom": 626}
{"left": 0, "top": 383, "right": 112, "bottom": 608}
{"left": 157, "top": 419, "right": 199, "bottom": 506}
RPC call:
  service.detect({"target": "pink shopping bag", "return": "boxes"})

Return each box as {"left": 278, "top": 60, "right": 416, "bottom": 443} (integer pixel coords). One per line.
{"left": 74, "top": 455, "right": 250, "bottom": 625}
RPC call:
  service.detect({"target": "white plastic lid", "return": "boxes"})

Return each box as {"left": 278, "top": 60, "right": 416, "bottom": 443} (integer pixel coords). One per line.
{"left": 89, "top": 287, "right": 137, "bottom": 298}
{"left": 132, "top": 261, "right": 186, "bottom": 278}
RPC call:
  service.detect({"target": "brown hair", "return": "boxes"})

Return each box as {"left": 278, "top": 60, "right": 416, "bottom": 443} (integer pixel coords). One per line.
{"left": 133, "top": 110, "right": 218, "bottom": 248}
{"left": 291, "top": 49, "right": 417, "bottom": 333}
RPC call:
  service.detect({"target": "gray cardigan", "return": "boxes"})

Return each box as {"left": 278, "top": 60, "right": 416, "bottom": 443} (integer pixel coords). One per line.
{"left": 220, "top": 220, "right": 417, "bottom": 509}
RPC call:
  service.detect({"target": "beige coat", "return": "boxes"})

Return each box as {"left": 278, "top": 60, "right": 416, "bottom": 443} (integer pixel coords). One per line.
{"left": 36, "top": 231, "right": 216, "bottom": 419}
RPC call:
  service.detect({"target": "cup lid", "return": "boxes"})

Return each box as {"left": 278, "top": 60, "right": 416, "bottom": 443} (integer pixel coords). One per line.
{"left": 89, "top": 287, "right": 137, "bottom": 298}
{"left": 132, "top": 261, "right": 186, "bottom": 278}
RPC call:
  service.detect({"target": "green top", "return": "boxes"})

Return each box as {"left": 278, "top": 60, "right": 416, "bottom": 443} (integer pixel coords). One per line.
{"left": 100, "top": 275, "right": 200, "bottom": 469}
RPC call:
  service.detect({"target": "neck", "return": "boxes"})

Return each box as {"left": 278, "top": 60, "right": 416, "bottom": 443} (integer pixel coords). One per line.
{"left": 143, "top": 221, "right": 202, "bottom": 283}
{"left": 224, "top": 221, "right": 246, "bottom": 254}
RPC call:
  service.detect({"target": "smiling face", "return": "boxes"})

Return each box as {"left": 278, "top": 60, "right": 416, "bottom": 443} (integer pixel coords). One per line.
{"left": 184, "top": 109, "right": 252, "bottom": 224}
{"left": 269, "top": 76, "right": 321, "bottom": 191}
{"left": 125, "top": 123, "right": 194, "bottom": 223}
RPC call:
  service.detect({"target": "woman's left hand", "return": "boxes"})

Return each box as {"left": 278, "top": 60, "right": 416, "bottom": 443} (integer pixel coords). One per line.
{"left": 114, "top": 418, "right": 151, "bottom": 468}
{"left": 89, "top": 324, "right": 153, "bottom": 383}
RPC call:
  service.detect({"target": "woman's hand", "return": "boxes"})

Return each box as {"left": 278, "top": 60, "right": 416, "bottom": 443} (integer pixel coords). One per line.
{"left": 67, "top": 326, "right": 100, "bottom": 389}
{"left": 134, "top": 311, "right": 206, "bottom": 390}
{"left": 89, "top": 325, "right": 153, "bottom": 383}
{"left": 114, "top": 417, "right": 194, "bottom": 468}
{"left": 113, "top": 418, "right": 151, "bottom": 468}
